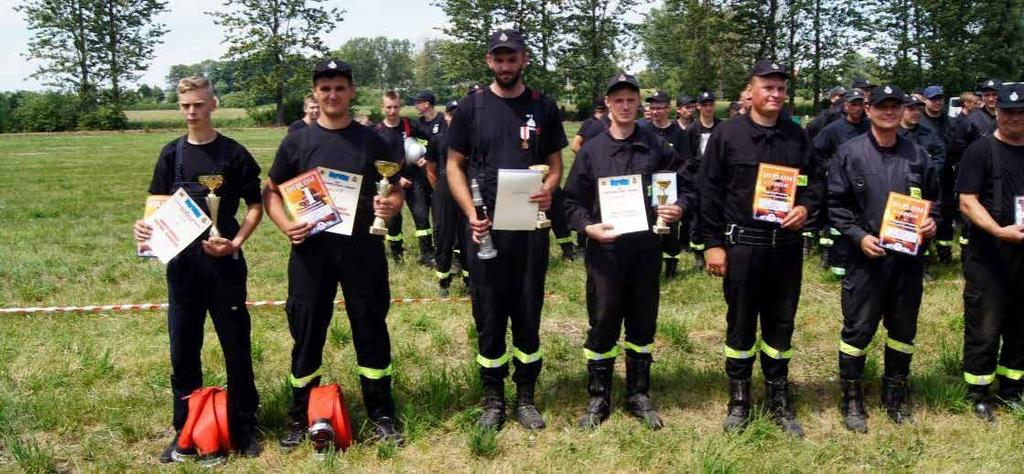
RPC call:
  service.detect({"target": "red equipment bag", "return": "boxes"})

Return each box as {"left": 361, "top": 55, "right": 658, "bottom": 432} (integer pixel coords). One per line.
{"left": 177, "top": 386, "right": 232, "bottom": 455}
{"left": 307, "top": 384, "right": 354, "bottom": 451}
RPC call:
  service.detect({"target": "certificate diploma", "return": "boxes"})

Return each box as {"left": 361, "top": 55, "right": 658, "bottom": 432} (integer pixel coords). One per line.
{"left": 319, "top": 167, "right": 362, "bottom": 236}
{"left": 598, "top": 174, "right": 648, "bottom": 234}
{"left": 493, "top": 168, "right": 542, "bottom": 231}
{"left": 144, "top": 188, "right": 211, "bottom": 264}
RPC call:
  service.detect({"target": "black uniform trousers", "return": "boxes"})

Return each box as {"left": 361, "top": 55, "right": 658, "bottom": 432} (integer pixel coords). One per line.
{"left": 467, "top": 228, "right": 549, "bottom": 386}
{"left": 167, "top": 245, "right": 258, "bottom": 444}
{"left": 935, "top": 162, "right": 959, "bottom": 248}
{"left": 432, "top": 176, "right": 467, "bottom": 279}
{"left": 388, "top": 167, "right": 433, "bottom": 248}
{"left": 723, "top": 242, "right": 802, "bottom": 380}
{"left": 285, "top": 233, "right": 395, "bottom": 422}
{"left": 838, "top": 252, "right": 923, "bottom": 380}
{"left": 584, "top": 243, "right": 660, "bottom": 361}
{"left": 549, "top": 188, "right": 575, "bottom": 248}
{"left": 962, "top": 239, "right": 1024, "bottom": 393}
{"left": 661, "top": 222, "right": 684, "bottom": 261}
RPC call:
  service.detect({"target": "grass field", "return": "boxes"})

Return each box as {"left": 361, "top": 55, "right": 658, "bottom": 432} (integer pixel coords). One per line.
{"left": 0, "top": 123, "right": 1022, "bottom": 473}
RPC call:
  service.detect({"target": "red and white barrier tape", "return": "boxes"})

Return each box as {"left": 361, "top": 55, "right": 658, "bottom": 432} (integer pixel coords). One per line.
{"left": 0, "top": 294, "right": 562, "bottom": 315}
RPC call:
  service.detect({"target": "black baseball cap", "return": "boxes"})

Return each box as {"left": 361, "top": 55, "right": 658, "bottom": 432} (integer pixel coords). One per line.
{"left": 851, "top": 78, "right": 875, "bottom": 90}
{"left": 606, "top": 72, "right": 639, "bottom": 95}
{"left": 844, "top": 89, "right": 866, "bottom": 102}
{"left": 645, "top": 90, "right": 671, "bottom": 103}
{"left": 413, "top": 90, "right": 436, "bottom": 105}
{"left": 904, "top": 94, "right": 925, "bottom": 107}
{"left": 728, "top": 101, "right": 741, "bottom": 111}
{"left": 997, "top": 83, "right": 1024, "bottom": 109}
{"left": 313, "top": 58, "right": 353, "bottom": 83}
{"left": 868, "top": 84, "right": 905, "bottom": 106}
{"left": 750, "top": 59, "right": 790, "bottom": 79}
{"left": 676, "top": 95, "right": 695, "bottom": 106}
{"left": 593, "top": 96, "right": 608, "bottom": 109}
{"left": 828, "top": 86, "right": 847, "bottom": 97}
{"left": 488, "top": 29, "right": 526, "bottom": 53}
{"left": 697, "top": 91, "right": 716, "bottom": 103}
{"left": 445, "top": 100, "right": 459, "bottom": 112}
{"left": 980, "top": 79, "right": 1003, "bottom": 92}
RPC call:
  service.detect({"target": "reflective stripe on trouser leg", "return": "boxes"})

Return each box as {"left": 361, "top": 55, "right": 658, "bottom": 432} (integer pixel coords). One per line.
{"left": 997, "top": 365, "right": 1024, "bottom": 381}
{"left": 662, "top": 252, "right": 680, "bottom": 260}
{"left": 965, "top": 371, "right": 996, "bottom": 385}
{"left": 555, "top": 236, "right": 574, "bottom": 245}
{"left": 623, "top": 341, "right": 653, "bottom": 355}
{"left": 289, "top": 366, "right": 323, "bottom": 388}
{"left": 476, "top": 352, "right": 510, "bottom": 368}
{"left": 357, "top": 364, "right": 395, "bottom": 380}
{"left": 435, "top": 270, "right": 451, "bottom": 280}
{"left": 760, "top": 341, "right": 793, "bottom": 360}
{"left": 385, "top": 234, "right": 403, "bottom": 242}
{"left": 689, "top": 242, "right": 706, "bottom": 251}
{"left": 512, "top": 346, "right": 542, "bottom": 364}
{"left": 839, "top": 340, "right": 867, "bottom": 357}
{"left": 886, "top": 337, "right": 914, "bottom": 354}
{"left": 725, "top": 342, "right": 758, "bottom": 359}
{"left": 415, "top": 229, "right": 433, "bottom": 237}
{"left": 584, "top": 345, "right": 620, "bottom": 361}
{"left": 935, "top": 240, "right": 953, "bottom": 247}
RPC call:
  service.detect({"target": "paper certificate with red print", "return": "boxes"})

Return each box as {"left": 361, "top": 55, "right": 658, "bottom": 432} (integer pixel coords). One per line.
{"left": 1015, "top": 196, "right": 1024, "bottom": 225}
{"left": 137, "top": 195, "right": 170, "bottom": 258}
{"left": 752, "top": 163, "right": 799, "bottom": 224}
{"left": 878, "top": 192, "right": 931, "bottom": 256}
{"left": 598, "top": 174, "right": 648, "bottom": 234}
{"left": 319, "top": 167, "right": 362, "bottom": 236}
{"left": 143, "top": 189, "right": 211, "bottom": 264}
{"left": 280, "top": 169, "right": 342, "bottom": 236}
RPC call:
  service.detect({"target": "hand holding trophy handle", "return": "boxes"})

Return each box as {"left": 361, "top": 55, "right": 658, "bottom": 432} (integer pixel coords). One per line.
{"left": 471, "top": 179, "right": 498, "bottom": 260}
{"left": 369, "top": 160, "right": 402, "bottom": 236}
{"left": 197, "top": 174, "right": 225, "bottom": 238}
{"left": 528, "top": 164, "right": 552, "bottom": 229}
{"left": 652, "top": 177, "right": 672, "bottom": 235}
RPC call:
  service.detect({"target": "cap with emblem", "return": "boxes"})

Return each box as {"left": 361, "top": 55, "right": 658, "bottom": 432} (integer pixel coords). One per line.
{"left": 605, "top": 72, "right": 639, "bottom": 95}
{"left": 750, "top": 59, "right": 790, "bottom": 79}
{"left": 313, "top": 58, "right": 353, "bottom": 83}
{"left": 445, "top": 100, "right": 459, "bottom": 112}
{"left": 645, "top": 90, "right": 670, "bottom": 103}
{"left": 850, "top": 78, "right": 875, "bottom": 90}
{"left": 728, "top": 101, "right": 741, "bottom": 111}
{"left": 868, "top": 84, "right": 905, "bottom": 106}
{"left": 488, "top": 29, "right": 526, "bottom": 54}
{"left": 904, "top": 94, "right": 925, "bottom": 107}
{"left": 922, "top": 85, "right": 944, "bottom": 99}
{"left": 980, "top": 79, "right": 1003, "bottom": 92}
{"left": 828, "top": 86, "right": 847, "bottom": 97}
{"left": 593, "top": 96, "right": 608, "bottom": 109}
{"left": 413, "top": 90, "right": 436, "bottom": 105}
{"left": 997, "top": 83, "right": 1024, "bottom": 109}
{"left": 697, "top": 91, "right": 717, "bottom": 103}
{"left": 844, "top": 89, "right": 865, "bottom": 102}
{"left": 676, "top": 95, "right": 695, "bottom": 106}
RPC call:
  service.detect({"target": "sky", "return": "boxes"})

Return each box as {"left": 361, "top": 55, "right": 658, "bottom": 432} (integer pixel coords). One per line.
{"left": 0, "top": 0, "right": 451, "bottom": 91}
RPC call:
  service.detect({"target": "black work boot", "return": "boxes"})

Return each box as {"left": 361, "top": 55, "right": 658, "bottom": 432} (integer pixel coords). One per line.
{"left": 802, "top": 235, "right": 814, "bottom": 258}
{"left": 560, "top": 242, "right": 576, "bottom": 261}
{"left": 478, "top": 382, "right": 506, "bottom": 430}
{"left": 819, "top": 247, "right": 830, "bottom": 270}
{"left": 997, "top": 376, "right": 1024, "bottom": 405}
{"left": 881, "top": 375, "right": 913, "bottom": 425}
{"left": 451, "top": 251, "right": 463, "bottom": 275}
{"left": 578, "top": 359, "right": 614, "bottom": 429}
{"left": 389, "top": 241, "right": 404, "bottom": 263}
{"left": 765, "top": 377, "right": 803, "bottom": 437}
{"left": 280, "top": 420, "right": 307, "bottom": 451}
{"left": 722, "top": 378, "right": 752, "bottom": 432}
{"left": 841, "top": 379, "right": 868, "bottom": 433}
{"left": 693, "top": 250, "right": 706, "bottom": 272}
{"left": 937, "top": 246, "right": 953, "bottom": 264}
{"left": 968, "top": 385, "right": 996, "bottom": 422}
{"left": 159, "top": 432, "right": 190, "bottom": 463}
{"left": 514, "top": 382, "right": 546, "bottom": 430}
{"left": 663, "top": 259, "right": 678, "bottom": 279}
{"left": 417, "top": 236, "right": 435, "bottom": 268}
{"left": 625, "top": 356, "right": 664, "bottom": 430}
{"left": 438, "top": 275, "right": 452, "bottom": 297}
{"left": 369, "top": 416, "right": 405, "bottom": 447}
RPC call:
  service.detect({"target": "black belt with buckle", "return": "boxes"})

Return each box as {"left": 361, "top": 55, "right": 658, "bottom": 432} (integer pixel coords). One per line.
{"left": 724, "top": 224, "right": 802, "bottom": 248}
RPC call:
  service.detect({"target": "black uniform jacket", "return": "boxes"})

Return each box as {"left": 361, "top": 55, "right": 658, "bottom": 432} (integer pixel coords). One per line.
{"left": 699, "top": 113, "right": 825, "bottom": 248}
{"left": 828, "top": 132, "right": 942, "bottom": 248}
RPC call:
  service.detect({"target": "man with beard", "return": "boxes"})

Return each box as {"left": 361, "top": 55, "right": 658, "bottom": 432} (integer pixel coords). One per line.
{"left": 446, "top": 29, "right": 567, "bottom": 431}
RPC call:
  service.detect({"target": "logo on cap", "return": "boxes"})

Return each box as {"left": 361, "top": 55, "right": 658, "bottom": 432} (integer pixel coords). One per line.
{"left": 1012, "top": 91, "right": 1020, "bottom": 102}
{"left": 499, "top": 32, "right": 508, "bottom": 41}
{"left": 771, "top": 63, "right": 780, "bottom": 70}
{"left": 618, "top": 74, "right": 627, "bottom": 82}
{"left": 328, "top": 61, "right": 337, "bottom": 69}
{"left": 988, "top": 80, "right": 995, "bottom": 86}
{"left": 884, "top": 86, "right": 892, "bottom": 94}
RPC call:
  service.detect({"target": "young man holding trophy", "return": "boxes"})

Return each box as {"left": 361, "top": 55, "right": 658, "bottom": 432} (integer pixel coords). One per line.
{"left": 563, "top": 73, "right": 688, "bottom": 431}
{"left": 445, "top": 29, "right": 567, "bottom": 431}
{"left": 133, "top": 76, "right": 264, "bottom": 462}
{"left": 262, "top": 59, "right": 406, "bottom": 449}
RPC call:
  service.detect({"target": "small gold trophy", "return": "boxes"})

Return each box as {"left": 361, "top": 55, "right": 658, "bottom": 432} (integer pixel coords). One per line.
{"left": 197, "top": 174, "right": 224, "bottom": 238}
{"left": 528, "top": 164, "right": 552, "bottom": 229}
{"left": 369, "top": 160, "right": 402, "bottom": 236}
{"left": 652, "top": 178, "right": 672, "bottom": 235}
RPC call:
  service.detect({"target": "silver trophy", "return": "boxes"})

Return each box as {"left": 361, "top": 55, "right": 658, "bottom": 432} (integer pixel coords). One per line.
{"left": 471, "top": 179, "right": 498, "bottom": 260}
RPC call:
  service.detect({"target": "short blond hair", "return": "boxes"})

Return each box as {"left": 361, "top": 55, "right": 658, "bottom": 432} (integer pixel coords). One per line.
{"left": 177, "top": 76, "right": 215, "bottom": 97}
{"left": 960, "top": 92, "right": 978, "bottom": 104}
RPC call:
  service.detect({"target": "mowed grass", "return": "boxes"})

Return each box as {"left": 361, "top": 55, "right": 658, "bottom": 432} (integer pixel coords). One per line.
{"left": 0, "top": 123, "right": 1021, "bottom": 472}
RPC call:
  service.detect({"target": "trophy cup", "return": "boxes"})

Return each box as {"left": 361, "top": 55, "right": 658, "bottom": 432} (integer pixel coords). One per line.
{"left": 369, "top": 160, "right": 402, "bottom": 236}
{"left": 197, "top": 174, "right": 224, "bottom": 238}
{"left": 528, "top": 164, "right": 552, "bottom": 229}
{"left": 652, "top": 177, "right": 672, "bottom": 235}
{"left": 471, "top": 179, "right": 498, "bottom": 260}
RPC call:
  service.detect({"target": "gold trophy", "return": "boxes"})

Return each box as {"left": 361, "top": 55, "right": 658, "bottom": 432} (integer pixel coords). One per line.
{"left": 197, "top": 174, "right": 224, "bottom": 238}
{"left": 528, "top": 164, "right": 552, "bottom": 229}
{"left": 652, "top": 177, "right": 672, "bottom": 235}
{"left": 369, "top": 160, "right": 402, "bottom": 236}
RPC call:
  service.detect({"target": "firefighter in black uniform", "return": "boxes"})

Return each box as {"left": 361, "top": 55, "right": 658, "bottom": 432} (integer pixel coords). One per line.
{"left": 900, "top": 95, "right": 947, "bottom": 176}
{"left": 683, "top": 91, "right": 722, "bottom": 272}
{"left": 645, "top": 90, "right": 692, "bottom": 278}
{"left": 814, "top": 89, "right": 869, "bottom": 276}
{"left": 446, "top": 30, "right": 568, "bottom": 431}
{"left": 572, "top": 96, "right": 608, "bottom": 152}
{"left": 700, "top": 60, "right": 824, "bottom": 437}
{"left": 377, "top": 90, "right": 434, "bottom": 266}
{"left": 565, "top": 73, "right": 689, "bottom": 430}
{"left": 425, "top": 101, "right": 468, "bottom": 296}
{"left": 955, "top": 83, "right": 1024, "bottom": 422}
{"left": 805, "top": 86, "right": 846, "bottom": 140}
{"left": 264, "top": 59, "right": 405, "bottom": 449}
{"left": 135, "top": 75, "right": 263, "bottom": 463}
{"left": 919, "top": 85, "right": 955, "bottom": 262}
{"left": 829, "top": 85, "right": 941, "bottom": 433}
{"left": 676, "top": 94, "right": 696, "bottom": 130}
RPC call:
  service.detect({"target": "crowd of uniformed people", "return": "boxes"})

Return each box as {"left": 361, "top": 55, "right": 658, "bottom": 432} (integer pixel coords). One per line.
{"left": 131, "top": 28, "right": 1024, "bottom": 463}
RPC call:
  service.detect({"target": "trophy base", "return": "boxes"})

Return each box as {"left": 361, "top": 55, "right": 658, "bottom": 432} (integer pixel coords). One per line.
{"left": 652, "top": 225, "right": 670, "bottom": 235}
{"left": 369, "top": 226, "right": 389, "bottom": 236}
{"left": 536, "top": 220, "right": 551, "bottom": 230}
{"left": 477, "top": 248, "right": 498, "bottom": 260}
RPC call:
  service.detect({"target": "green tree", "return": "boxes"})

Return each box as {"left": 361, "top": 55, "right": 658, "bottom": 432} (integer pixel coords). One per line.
{"left": 413, "top": 39, "right": 453, "bottom": 100}
{"left": 334, "top": 37, "right": 415, "bottom": 92}
{"left": 16, "top": 0, "right": 101, "bottom": 107}
{"left": 210, "top": 0, "right": 342, "bottom": 125}
{"left": 91, "top": 0, "right": 168, "bottom": 106}
{"left": 559, "top": 0, "right": 639, "bottom": 108}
